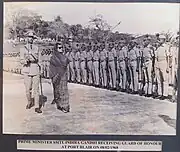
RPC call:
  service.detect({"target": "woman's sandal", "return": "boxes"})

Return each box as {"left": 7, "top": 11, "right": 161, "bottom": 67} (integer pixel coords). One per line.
{"left": 57, "top": 106, "right": 70, "bottom": 113}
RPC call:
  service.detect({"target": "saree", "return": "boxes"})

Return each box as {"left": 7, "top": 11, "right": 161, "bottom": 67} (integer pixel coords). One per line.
{"left": 49, "top": 51, "right": 70, "bottom": 111}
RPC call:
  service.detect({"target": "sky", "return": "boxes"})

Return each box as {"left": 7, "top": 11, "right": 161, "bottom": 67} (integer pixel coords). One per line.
{"left": 4, "top": 2, "right": 180, "bottom": 35}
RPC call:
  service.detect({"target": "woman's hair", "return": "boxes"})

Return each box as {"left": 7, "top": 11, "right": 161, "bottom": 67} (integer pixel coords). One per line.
{"left": 55, "top": 42, "right": 63, "bottom": 51}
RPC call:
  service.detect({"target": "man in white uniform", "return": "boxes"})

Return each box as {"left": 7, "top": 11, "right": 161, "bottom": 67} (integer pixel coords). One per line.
{"left": 128, "top": 41, "right": 139, "bottom": 94}
{"left": 168, "top": 34, "right": 179, "bottom": 102}
{"left": 108, "top": 43, "right": 117, "bottom": 90}
{"left": 92, "top": 43, "right": 100, "bottom": 87}
{"left": 117, "top": 40, "right": 128, "bottom": 92}
{"left": 80, "top": 43, "right": 87, "bottom": 84}
{"left": 20, "top": 31, "right": 43, "bottom": 113}
{"left": 86, "top": 43, "right": 94, "bottom": 85}
{"left": 74, "top": 44, "right": 81, "bottom": 83}
{"left": 99, "top": 43, "right": 108, "bottom": 88}
{"left": 155, "top": 35, "right": 170, "bottom": 99}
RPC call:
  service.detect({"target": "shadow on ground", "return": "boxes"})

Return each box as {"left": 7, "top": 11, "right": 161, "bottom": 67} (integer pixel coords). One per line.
{"left": 158, "top": 114, "right": 176, "bottom": 129}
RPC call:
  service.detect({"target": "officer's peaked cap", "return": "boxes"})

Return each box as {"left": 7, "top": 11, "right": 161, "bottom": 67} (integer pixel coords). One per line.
{"left": 156, "top": 33, "right": 160, "bottom": 37}
{"left": 159, "top": 35, "right": 166, "bottom": 39}
{"left": 25, "top": 31, "right": 37, "bottom": 39}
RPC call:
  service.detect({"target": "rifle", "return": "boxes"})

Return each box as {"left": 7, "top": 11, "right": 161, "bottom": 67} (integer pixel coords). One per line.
{"left": 99, "top": 58, "right": 102, "bottom": 86}
{"left": 106, "top": 56, "right": 110, "bottom": 88}
{"left": 85, "top": 58, "right": 89, "bottom": 83}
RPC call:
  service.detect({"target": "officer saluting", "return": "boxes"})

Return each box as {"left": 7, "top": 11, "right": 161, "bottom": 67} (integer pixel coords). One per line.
{"left": 20, "top": 31, "right": 43, "bottom": 113}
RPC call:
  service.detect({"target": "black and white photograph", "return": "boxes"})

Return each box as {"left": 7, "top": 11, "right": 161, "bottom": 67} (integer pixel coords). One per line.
{"left": 3, "top": 2, "right": 179, "bottom": 135}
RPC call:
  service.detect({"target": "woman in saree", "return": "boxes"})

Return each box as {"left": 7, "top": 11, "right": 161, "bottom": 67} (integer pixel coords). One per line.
{"left": 49, "top": 42, "right": 70, "bottom": 113}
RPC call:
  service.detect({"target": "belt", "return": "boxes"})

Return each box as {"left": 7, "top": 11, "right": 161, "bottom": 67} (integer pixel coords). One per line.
{"left": 80, "top": 60, "right": 85, "bottom": 62}
{"left": 93, "top": 60, "right": 99, "bottom": 62}
{"left": 118, "top": 59, "right": 124, "bottom": 62}
{"left": 145, "top": 59, "right": 150, "bottom": 62}
{"left": 74, "top": 60, "right": 79, "bottom": 61}
{"left": 100, "top": 60, "right": 105, "bottom": 62}
{"left": 29, "top": 61, "right": 38, "bottom": 64}
{"left": 130, "top": 59, "right": 136, "bottom": 62}
{"left": 109, "top": 60, "right": 114, "bottom": 62}
{"left": 87, "top": 60, "right": 92, "bottom": 62}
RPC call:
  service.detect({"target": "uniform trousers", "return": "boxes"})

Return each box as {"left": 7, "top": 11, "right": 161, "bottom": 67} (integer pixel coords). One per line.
{"left": 69, "top": 61, "right": 75, "bottom": 81}
{"left": 108, "top": 60, "right": 116, "bottom": 88}
{"left": 100, "top": 61, "right": 107, "bottom": 87}
{"left": 93, "top": 61, "right": 100, "bottom": 85}
{"left": 24, "top": 74, "right": 40, "bottom": 107}
{"left": 118, "top": 61, "right": 127, "bottom": 90}
{"left": 75, "top": 61, "right": 80, "bottom": 82}
{"left": 129, "top": 60, "right": 138, "bottom": 92}
{"left": 143, "top": 61, "right": 153, "bottom": 95}
{"left": 155, "top": 60, "right": 169, "bottom": 96}
{"left": 80, "top": 61, "right": 87, "bottom": 83}
{"left": 87, "top": 61, "right": 93, "bottom": 84}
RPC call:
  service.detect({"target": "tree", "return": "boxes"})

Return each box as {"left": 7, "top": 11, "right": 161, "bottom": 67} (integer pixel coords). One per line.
{"left": 48, "top": 15, "right": 68, "bottom": 40}
{"left": 4, "top": 7, "right": 42, "bottom": 40}
{"left": 88, "top": 14, "right": 111, "bottom": 31}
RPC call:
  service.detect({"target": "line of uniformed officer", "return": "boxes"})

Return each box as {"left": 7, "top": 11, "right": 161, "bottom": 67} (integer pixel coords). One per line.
{"left": 62, "top": 33, "right": 179, "bottom": 102}
{"left": 10, "top": 32, "right": 178, "bottom": 103}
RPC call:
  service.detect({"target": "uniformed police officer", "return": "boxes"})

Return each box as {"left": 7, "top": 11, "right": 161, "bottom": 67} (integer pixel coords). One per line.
{"left": 92, "top": 42, "right": 100, "bottom": 87}
{"left": 80, "top": 43, "right": 87, "bottom": 84}
{"left": 155, "top": 35, "right": 170, "bottom": 99}
{"left": 117, "top": 39, "right": 127, "bottom": 92}
{"left": 128, "top": 41, "right": 139, "bottom": 94}
{"left": 99, "top": 42, "right": 108, "bottom": 88}
{"left": 68, "top": 43, "right": 75, "bottom": 82}
{"left": 141, "top": 39, "right": 154, "bottom": 97}
{"left": 86, "top": 42, "right": 94, "bottom": 85}
{"left": 20, "top": 31, "right": 43, "bottom": 113}
{"left": 108, "top": 42, "right": 117, "bottom": 90}
{"left": 74, "top": 43, "right": 81, "bottom": 83}
{"left": 136, "top": 43, "right": 144, "bottom": 93}
{"left": 168, "top": 33, "right": 179, "bottom": 102}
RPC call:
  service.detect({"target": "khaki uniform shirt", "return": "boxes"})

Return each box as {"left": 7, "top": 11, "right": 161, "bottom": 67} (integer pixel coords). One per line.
{"left": 108, "top": 48, "right": 117, "bottom": 61}
{"left": 100, "top": 49, "right": 108, "bottom": 62}
{"left": 74, "top": 51, "right": 80, "bottom": 61}
{"left": 20, "top": 44, "right": 41, "bottom": 76}
{"left": 93, "top": 50, "right": 100, "bottom": 61}
{"left": 80, "top": 51, "right": 87, "bottom": 61}
{"left": 86, "top": 50, "right": 93, "bottom": 61}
